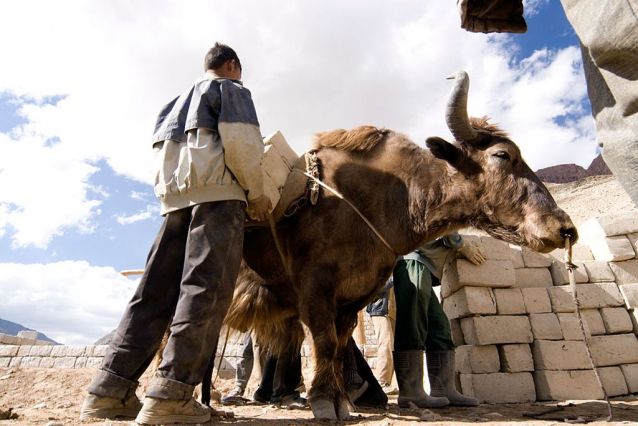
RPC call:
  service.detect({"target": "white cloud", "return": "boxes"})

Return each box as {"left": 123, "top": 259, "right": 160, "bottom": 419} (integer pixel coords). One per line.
{"left": 0, "top": 131, "right": 103, "bottom": 249}
{"left": 0, "top": 0, "right": 595, "bottom": 249}
{"left": 0, "top": 261, "right": 138, "bottom": 345}
{"left": 114, "top": 204, "right": 160, "bottom": 225}
{"left": 130, "top": 191, "right": 151, "bottom": 201}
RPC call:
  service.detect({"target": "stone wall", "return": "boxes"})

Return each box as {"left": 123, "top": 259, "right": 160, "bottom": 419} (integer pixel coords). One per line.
{"left": 441, "top": 212, "right": 638, "bottom": 403}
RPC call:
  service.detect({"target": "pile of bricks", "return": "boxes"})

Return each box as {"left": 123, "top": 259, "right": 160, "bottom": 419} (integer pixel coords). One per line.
{"left": 441, "top": 212, "right": 638, "bottom": 403}
{"left": 0, "top": 330, "right": 53, "bottom": 347}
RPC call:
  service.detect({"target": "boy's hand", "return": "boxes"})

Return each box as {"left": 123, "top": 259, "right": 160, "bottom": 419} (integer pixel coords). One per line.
{"left": 247, "top": 194, "right": 272, "bottom": 222}
{"left": 457, "top": 242, "right": 486, "bottom": 265}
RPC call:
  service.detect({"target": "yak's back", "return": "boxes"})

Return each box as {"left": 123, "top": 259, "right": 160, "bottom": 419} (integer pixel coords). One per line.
{"left": 313, "top": 125, "right": 391, "bottom": 153}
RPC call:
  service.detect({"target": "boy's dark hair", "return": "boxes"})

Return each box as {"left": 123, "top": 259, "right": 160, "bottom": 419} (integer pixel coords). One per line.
{"left": 204, "top": 42, "right": 241, "bottom": 71}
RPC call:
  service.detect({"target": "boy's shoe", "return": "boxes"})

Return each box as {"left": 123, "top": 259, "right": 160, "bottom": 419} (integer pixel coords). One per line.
{"left": 380, "top": 381, "right": 399, "bottom": 395}
{"left": 135, "top": 397, "right": 211, "bottom": 425}
{"left": 221, "top": 386, "right": 247, "bottom": 405}
{"left": 79, "top": 393, "right": 142, "bottom": 419}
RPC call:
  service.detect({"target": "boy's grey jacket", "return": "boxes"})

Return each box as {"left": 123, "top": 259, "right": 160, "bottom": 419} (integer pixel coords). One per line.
{"left": 151, "top": 72, "right": 265, "bottom": 215}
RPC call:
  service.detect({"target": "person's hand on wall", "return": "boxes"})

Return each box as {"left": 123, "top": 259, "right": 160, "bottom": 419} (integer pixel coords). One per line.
{"left": 457, "top": 242, "right": 486, "bottom": 265}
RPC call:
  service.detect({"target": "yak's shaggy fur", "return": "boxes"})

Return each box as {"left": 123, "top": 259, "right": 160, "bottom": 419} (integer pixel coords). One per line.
{"left": 224, "top": 120, "right": 576, "bottom": 419}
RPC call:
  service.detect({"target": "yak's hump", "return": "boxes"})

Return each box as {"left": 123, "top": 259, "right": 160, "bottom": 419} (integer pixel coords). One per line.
{"left": 313, "top": 125, "right": 391, "bottom": 152}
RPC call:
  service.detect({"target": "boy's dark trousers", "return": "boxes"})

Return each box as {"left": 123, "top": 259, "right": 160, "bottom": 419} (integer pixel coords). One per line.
{"left": 88, "top": 200, "right": 245, "bottom": 400}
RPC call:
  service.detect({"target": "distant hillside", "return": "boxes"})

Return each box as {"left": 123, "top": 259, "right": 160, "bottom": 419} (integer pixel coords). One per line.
{"left": 0, "top": 318, "right": 59, "bottom": 344}
{"left": 536, "top": 153, "right": 611, "bottom": 183}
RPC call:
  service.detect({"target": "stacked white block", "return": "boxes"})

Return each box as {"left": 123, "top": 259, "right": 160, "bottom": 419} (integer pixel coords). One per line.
{"left": 441, "top": 216, "right": 638, "bottom": 402}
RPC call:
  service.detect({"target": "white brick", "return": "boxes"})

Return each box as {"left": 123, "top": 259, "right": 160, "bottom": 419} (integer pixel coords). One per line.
{"left": 66, "top": 346, "right": 86, "bottom": 357}
{"left": 93, "top": 345, "right": 108, "bottom": 357}
{"left": 510, "top": 247, "right": 525, "bottom": 269}
{"left": 600, "top": 307, "right": 634, "bottom": 334}
{"left": 0, "top": 346, "right": 19, "bottom": 357}
{"left": 599, "top": 366, "right": 629, "bottom": 397}
{"left": 21, "top": 356, "right": 42, "bottom": 368}
{"left": 515, "top": 268, "right": 553, "bottom": 288}
{"left": 17, "top": 330, "right": 37, "bottom": 340}
{"left": 534, "top": 370, "right": 604, "bottom": 400}
{"left": 449, "top": 319, "right": 465, "bottom": 346}
{"left": 0, "top": 358, "right": 10, "bottom": 368}
{"left": 54, "top": 357, "right": 77, "bottom": 368}
{"left": 529, "top": 313, "right": 563, "bottom": 340}
{"left": 21, "top": 338, "right": 35, "bottom": 346}
{"left": 620, "top": 363, "right": 638, "bottom": 393}
{"left": 557, "top": 312, "right": 592, "bottom": 341}
{"left": 51, "top": 346, "right": 68, "bottom": 357}
{"left": 532, "top": 340, "right": 591, "bottom": 370}
{"left": 521, "top": 288, "right": 552, "bottom": 313}
{"left": 441, "top": 259, "right": 515, "bottom": 298}
{"left": 17, "top": 346, "right": 31, "bottom": 356}
{"left": 75, "top": 357, "right": 88, "bottom": 368}
{"left": 498, "top": 344, "right": 533, "bottom": 372}
{"left": 588, "top": 236, "right": 636, "bottom": 262}
{"left": 628, "top": 233, "right": 638, "bottom": 254}
{"left": 442, "top": 287, "right": 496, "bottom": 320}
{"left": 549, "top": 245, "right": 595, "bottom": 262}
{"left": 521, "top": 248, "right": 552, "bottom": 268}
{"left": 40, "top": 357, "right": 55, "bottom": 368}
{"left": 620, "top": 283, "right": 638, "bottom": 309}
{"left": 456, "top": 345, "right": 500, "bottom": 374}
{"left": 460, "top": 372, "right": 535, "bottom": 404}
{"left": 9, "top": 357, "right": 22, "bottom": 367}
{"left": 579, "top": 213, "right": 638, "bottom": 238}
{"left": 493, "top": 288, "right": 526, "bottom": 314}
{"left": 479, "top": 236, "right": 512, "bottom": 261}
{"left": 583, "top": 309, "right": 607, "bottom": 335}
{"left": 0, "top": 333, "right": 7, "bottom": 343}
{"left": 582, "top": 261, "right": 615, "bottom": 282}
{"left": 547, "top": 283, "right": 624, "bottom": 312}
{"left": 550, "top": 260, "right": 588, "bottom": 285}
{"left": 609, "top": 259, "right": 638, "bottom": 284}
{"left": 590, "top": 334, "right": 638, "bottom": 366}
{"left": 87, "top": 357, "right": 103, "bottom": 368}
{"left": 461, "top": 316, "right": 532, "bottom": 346}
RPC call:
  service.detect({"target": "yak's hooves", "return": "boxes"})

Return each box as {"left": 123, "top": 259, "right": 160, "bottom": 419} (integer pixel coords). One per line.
{"left": 311, "top": 399, "right": 338, "bottom": 420}
{"left": 310, "top": 397, "right": 351, "bottom": 420}
{"left": 337, "top": 396, "right": 350, "bottom": 419}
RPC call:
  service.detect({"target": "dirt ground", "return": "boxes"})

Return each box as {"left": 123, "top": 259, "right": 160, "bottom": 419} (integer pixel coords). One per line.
{"left": 1, "top": 367, "right": 637, "bottom": 425}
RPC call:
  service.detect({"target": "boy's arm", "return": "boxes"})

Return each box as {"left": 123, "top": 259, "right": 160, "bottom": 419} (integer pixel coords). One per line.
{"left": 218, "top": 80, "right": 271, "bottom": 219}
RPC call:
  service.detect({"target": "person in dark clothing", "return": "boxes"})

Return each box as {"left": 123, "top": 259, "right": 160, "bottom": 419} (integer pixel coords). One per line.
{"left": 80, "top": 43, "right": 271, "bottom": 425}
{"left": 393, "top": 233, "right": 484, "bottom": 408}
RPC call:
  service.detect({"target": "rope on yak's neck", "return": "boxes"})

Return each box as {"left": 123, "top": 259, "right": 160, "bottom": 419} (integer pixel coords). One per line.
{"left": 291, "top": 169, "right": 397, "bottom": 255}
{"left": 564, "top": 235, "right": 613, "bottom": 422}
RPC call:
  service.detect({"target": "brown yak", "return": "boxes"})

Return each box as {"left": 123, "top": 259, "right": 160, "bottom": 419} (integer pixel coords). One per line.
{"left": 224, "top": 71, "right": 577, "bottom": 419}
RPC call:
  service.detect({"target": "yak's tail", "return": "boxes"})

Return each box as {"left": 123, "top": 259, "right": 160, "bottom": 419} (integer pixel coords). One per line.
{"left": 224, "top": 265, "right": 304, "bottom": 356}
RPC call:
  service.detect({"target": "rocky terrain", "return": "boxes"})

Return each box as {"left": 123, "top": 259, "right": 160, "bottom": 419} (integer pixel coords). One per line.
{"left": 536, "top": 154, "right": 612, "bottom": 184}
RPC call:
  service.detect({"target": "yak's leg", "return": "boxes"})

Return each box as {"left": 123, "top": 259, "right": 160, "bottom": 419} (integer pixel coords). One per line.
{"left": 300, "top": 291, "right": 349, "bottom": 420}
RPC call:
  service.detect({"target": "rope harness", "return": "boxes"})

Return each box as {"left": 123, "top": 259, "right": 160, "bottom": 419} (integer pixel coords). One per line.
{"left": 564, "top": 235, "right": 613, "bottom": 422}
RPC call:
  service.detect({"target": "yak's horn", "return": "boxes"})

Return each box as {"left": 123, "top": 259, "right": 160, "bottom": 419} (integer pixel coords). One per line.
{"left": 445, "top": 70, "right": 478, "bottom": 141}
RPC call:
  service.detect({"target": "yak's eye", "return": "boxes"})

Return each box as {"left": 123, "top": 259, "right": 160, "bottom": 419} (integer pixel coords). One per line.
{"left": 493, "top": 151, "right": 510, "bottom": 161}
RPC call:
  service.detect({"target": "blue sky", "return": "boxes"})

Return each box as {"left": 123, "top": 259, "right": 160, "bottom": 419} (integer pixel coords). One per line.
{"left": 0, "top": 0, "right": 597, "bottom": 345}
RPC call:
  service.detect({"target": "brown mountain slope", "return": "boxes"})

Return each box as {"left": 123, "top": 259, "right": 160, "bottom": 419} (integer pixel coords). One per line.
{"left": 546, "top": 175, "right": 637, "bottom": 227}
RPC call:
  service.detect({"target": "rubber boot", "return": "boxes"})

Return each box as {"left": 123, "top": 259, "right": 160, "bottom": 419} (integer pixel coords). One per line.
{"left": 393, "top": 350, "right": 449, "bottom": 408}
{"left": 427, "top": 350, "right": 479, "bottom": 407}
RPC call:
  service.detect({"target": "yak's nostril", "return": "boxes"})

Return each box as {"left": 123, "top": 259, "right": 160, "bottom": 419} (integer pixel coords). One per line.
{"left": 561, "top": 227, "right": 578, "bottom": 243}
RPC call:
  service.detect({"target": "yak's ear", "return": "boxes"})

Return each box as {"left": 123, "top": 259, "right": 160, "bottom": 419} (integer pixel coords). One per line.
{"left": 426, "top": 136, "right": 462, "bottom": 167}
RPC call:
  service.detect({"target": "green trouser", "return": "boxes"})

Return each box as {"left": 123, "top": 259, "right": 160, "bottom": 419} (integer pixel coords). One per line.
{"left": 393, "top": 259, "right": 455, "bottom": 352}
